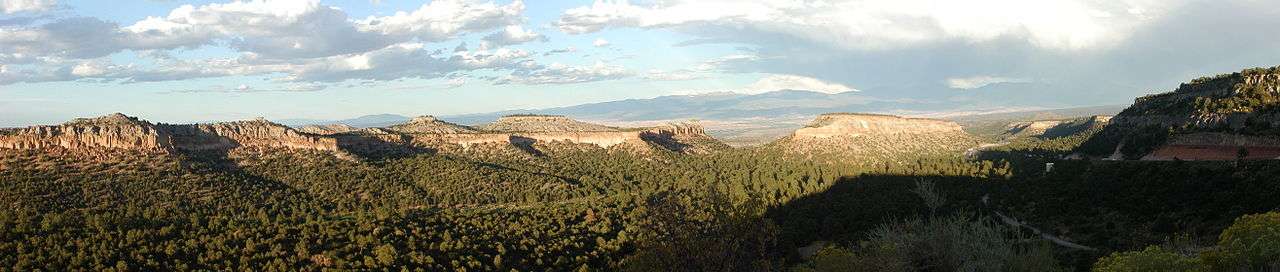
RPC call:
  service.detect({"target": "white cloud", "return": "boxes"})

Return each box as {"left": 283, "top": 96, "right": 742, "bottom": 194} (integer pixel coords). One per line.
{"left": 0, "top": 0, "right": 537, "bottom": 86}
{"left": 481, "top": 25, "right": 547, "bottom": 48}
{"left": 356, "top": 0, "right": 525, "bottom": 41}
{"left": 945, "top": 75, "right": 1030, "bottom": 89}
{"left": 497, "top": 61, "right": 629, "bottom": 85}
{"left": 1, "top": 0, "right": 55, "bottom": 14}
{"left": 592, "top": 38, "right": 610, "bottom": 47}
{"left": 742, "top": 74, "right": 856, "bottom": 94}
{"left": 168, "top": 83, "right": 328, "bottom": 94}
{"left": 557, "top": 0, "right": 1179, "bottom": 51}
{"left": 643, "top": 69, "right": 703, "bottom": 81}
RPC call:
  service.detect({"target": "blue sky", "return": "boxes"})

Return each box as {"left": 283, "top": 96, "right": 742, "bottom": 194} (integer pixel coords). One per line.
{"left": 2, "top": 0, "right": 1280, "bottom": 126}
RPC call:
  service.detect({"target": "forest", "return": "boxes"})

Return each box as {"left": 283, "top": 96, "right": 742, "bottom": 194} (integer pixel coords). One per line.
{"left": 0, "top": 129, "right": 1278, "bottom": 271}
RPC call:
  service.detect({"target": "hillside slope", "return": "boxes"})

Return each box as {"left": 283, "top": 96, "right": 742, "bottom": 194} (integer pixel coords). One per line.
{"left": 1077, "top": 66, "right": 1280, "bottom": 160}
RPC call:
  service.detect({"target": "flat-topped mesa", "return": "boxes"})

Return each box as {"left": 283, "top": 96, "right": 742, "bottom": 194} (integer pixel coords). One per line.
{"left": 386, "top": 115, "right": 477, "bottom": 134}
{"left": 646, "top": 122, "right": 706, "bottom": 135}
{"left": 793, "top": 113, "right": 964, "bottom": 139}
{"left": 0, "top": 113, "right": 174, "bottom": 152}
{"left": 1005, "top": 120, "right": 1064, "bottom": 137}
{"left": 477, "top": 115, "right": 620, "bottom": 132}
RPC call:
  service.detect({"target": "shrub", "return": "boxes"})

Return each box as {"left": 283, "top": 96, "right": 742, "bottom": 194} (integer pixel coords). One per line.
{"left": 1201, "top": 212, "right": 1280, "bottom": 271}
{"left": 1092, "top": 246, "right": 1201, "bottom": 272}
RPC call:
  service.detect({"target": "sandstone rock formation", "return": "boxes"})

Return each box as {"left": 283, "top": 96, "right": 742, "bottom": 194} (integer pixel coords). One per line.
{"left": 1, "top": 114, "right": 343, "bottom": 156}
{"left": 0, "top": 113, "right": 172, "bottom": 152}
{"left": 1004, "top": 120, "right": 1063, "bottom": 138}
{"left": 2, "top": 113, "right": 726, "bottom": 159}
{"left": 793, "top": 113, "right": 966, "bottom": 139}
{"left": 776, "top": 113, "right": 978, "bottom": 159}
{"left": 164, "top": 119, "right": 341, "bottom": 153}
{"left": 1075, "top": 66, "right": 1280, "bottom": 160}
{"left": 1003, "top": 115, "right": 1111, "bottom": 139}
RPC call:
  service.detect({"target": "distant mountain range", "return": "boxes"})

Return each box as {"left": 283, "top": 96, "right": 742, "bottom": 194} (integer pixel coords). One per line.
{"left": 278, "top": 89, "right": 1122, "bottom": 146}
{"left": 439, "top": 90, "right": 943, "bottom": 125}
{"left": 278, "top": 114, "right": 412, "bottom": 128}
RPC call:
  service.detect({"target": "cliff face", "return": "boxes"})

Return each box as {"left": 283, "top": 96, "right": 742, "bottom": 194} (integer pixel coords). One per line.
{"left": 1, "top": 114, "right": 342, "bottom": 156}
{"left": 407, "top": 121, "right": 717, "bottom": 153}
{"left": 166, "top": 119, "right": 341, "bottom": 152}
{"left": 793, "top": 113, "right": 965, "bottom": 139}
{"left": 2, "top": 114, "right": 725, "bottom": 159}
{"left": 1075, "top": 66, "right": 1280, "bottom": 160}
{"left": 776, "top": 113, "right": 977, "bottom": 159}
{"left": 1003, "top": 115, "right": 1111, "bottom": 139}
{"left": 0, "top": 113, "right": 172, "bottom": 152}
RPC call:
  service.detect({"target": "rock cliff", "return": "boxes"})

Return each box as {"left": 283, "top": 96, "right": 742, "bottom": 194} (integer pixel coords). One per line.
{"left": 1, "top": 114, "right": 343, "bottom": 156}
{"left": 1, "top": 114, "right": 727, "bottom": 159}
{"left": 793, "top": 113, "right": 966, "bottom": 138}
{"left": 1075, "top": 66, "right": 1280, "bottom": 160}
{"left": 0, "top": 113, "right": 172, "bottom": 152}
{"left": 1003, "top": 115, "right": 1111, "bottom": 139}
{"left": 164, "top": 119, "right": 341, "bottom": 153}
{"left": 775, "top": 113, "right": 978, "bottom": 159}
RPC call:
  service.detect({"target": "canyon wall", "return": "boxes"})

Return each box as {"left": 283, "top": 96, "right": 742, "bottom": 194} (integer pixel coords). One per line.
{"left": 0, "top": 113, "right": 173, "bottom": 152}
{"left": 1, "top": 114, "right": 720, "bottom": 158}
{"left": 793, "top": 113, "right": 965, "bottom": 139}
{"left": 0, "top": 114, "right": 341, "bottom": 155}
{"left": 165, "top": 119, "right": 341, "bottom": 152}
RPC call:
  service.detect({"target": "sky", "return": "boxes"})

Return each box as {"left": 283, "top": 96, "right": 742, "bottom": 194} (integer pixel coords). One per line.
{"left": 2, "top": 0, "right": 1279, "bottom": 126}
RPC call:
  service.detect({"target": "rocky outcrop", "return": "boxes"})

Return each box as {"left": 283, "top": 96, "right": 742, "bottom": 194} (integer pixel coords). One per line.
{"left": 775, "top": 113, "right": 978, "bottom": 159}
{"left": 1003, "top": 115, "right": 1111, "bottom": 139}
{"left": 412, "top": 121, "right": 717, "bottom": 153}
{"left": 793, "top": 113, "right": 965, "bottom": 139}
{"left": 164, "top": 119, "right": 341, "bottom": 153}
{"left": 1, "top": 114, "right": 725, "bottom": 158}
{"left": 0, "top": 113, "right": 173, "bottom": 152}
{"left": 477, "top": 115, "right": 620, "bottom": 132}
{"left": 1003, "top": 120, "right": 1064, "bottom": 138}
{"left": 1075, "top": 66, "right": 1280, "bottom": 160}
{"left": 1, "top": 114, "right": 343, "bottom": 156}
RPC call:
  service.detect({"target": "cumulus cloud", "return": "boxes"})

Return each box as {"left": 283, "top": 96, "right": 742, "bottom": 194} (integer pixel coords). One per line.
{"left": 355, "top": 0, "right": 525, "bottom": 41}
{"left": 481, "top": 25, "right": 547, "bottom": 48}
{"left": 557, "top": 0, "right": 1176, "bottom": 51}
{"left": 0, "top": 0, "right": 541, "bottom": 86}
{"left": 1, "top": 0, "right": 55, "bottom": 14}
{"left": 592, "top": 38, "right": 610, "bottom": 47}
{"left": 497, "top": 61, "right": 629, "bottom": 85}
{"left": 741, "top": 74, "right": 856, "bottom": 94}
{"left": 945, "top": 76, "right": 1030, "bottom": 90}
